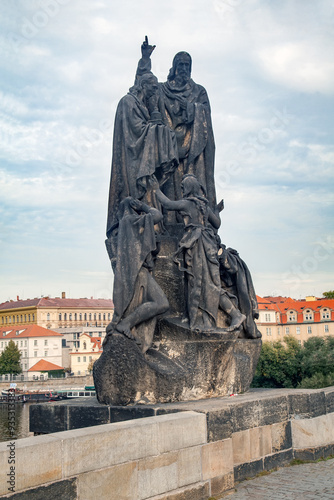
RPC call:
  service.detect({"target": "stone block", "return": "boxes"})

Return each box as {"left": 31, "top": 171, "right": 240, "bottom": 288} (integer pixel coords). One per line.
{"left": 257, "top": 396, "right": 288, "bottom": 426}
{"left": 263, "top": 449, "right": 293, "bottom": 470}
{"left": 1, "top": 479, "right": 77, "bottom": 500}
{"left": 148, "top": 482, "right": 210, "bottom": 500}
{"left": 249, "top": 427, "right": 261, "bottom": 459}
{"left": 259, "top": 425, "right": 272, "bottom": 457}
{"left": 231, "top": 401, "right": 259, "bottom": 433}
{"left": 232, "top": 430, "right": 250, "bottom": 465}
{"left": 68, "top": 404, "right": 109, "bottom": 430}
{"left": 157, "top": 412, "right": 207, "bottom": 454}
{"left": 29, "top": 404, "right": 67, "bottom": 433}
{"left": 177, "top": 446, "right": 202, "bottom": 487}
{"left": 308, "top": 391, "right": 326, "bottom": 417}
{"left": 137, "top": 452, "right": 179, "bottom": 499}
{"left": 110, "top": 406, "right": 156, "bottom": 423}
{"left": 271, "top": 421, "right": 292, "bottom": 452}
{"left": 59, "top": 416, "right": 160, "bottom": 477}
{"left": 201, "top": 439, "right": 233, "bottom": 480}
{"left": 77, "top": 461, "right": 137, "bottom": 500}
{"left": 207, "top": 408, "right": 233, "bottom": 442}
{"left": 0, "top": 435, "right": 62, "bottom": 496}
{"left": 210, "top": 471, "right": 234, "bottom": 497}
{"left": 324, "top": 387, "right": 334, "bottom": 414}
{"left": 288, "top": 392, "right": 309, "bottom": 417}
{"left": 291, "top": 413, "right": 334, "bottom": 449}
{"left": 234, "top": 458, "right": 263, "bottom": 482}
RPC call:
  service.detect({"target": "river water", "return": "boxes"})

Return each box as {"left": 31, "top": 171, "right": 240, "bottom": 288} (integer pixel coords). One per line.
{"left": 0, "top": 403, "right": 31, "bottom": 442}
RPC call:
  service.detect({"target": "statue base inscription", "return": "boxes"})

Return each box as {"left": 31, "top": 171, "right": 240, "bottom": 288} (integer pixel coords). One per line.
{"left": 94, "top": 317, "right": 261, "bottom": 406}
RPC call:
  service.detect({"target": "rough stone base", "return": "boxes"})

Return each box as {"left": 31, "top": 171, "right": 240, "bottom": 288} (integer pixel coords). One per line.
{"left": 93, "top": 317, "right": 261, "bottom": 405}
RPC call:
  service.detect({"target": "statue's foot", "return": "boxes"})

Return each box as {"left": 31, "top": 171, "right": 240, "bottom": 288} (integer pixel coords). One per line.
{"left": 227, "top": 312, "right": 246, "bottom": 332}
{"left": 115, "top": 322, "right": 135, "bottom": 340}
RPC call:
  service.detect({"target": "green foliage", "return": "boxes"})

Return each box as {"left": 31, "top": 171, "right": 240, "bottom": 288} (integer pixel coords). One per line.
{"left": 322, "top": 290, "right": 334, "bottom": 299}
{"left": 297, "top": 371, "right": 334, "bottom": 389}
{"left": 252, "top": 337, "right": 302, "bottom": 388}
{"left": 0, "top": 340, "right": 22, "bottom": 375}
{"left": 252, "top": 335, "right": 334, "bottom": 389}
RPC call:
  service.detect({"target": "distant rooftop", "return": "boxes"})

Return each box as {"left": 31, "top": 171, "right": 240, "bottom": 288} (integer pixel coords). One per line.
{"left": 0, "top": 296, "right": 114, "bottom": 311}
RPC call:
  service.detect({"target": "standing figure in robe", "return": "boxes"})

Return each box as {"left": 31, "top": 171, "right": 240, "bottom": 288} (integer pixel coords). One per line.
{"left": 136, "top": 38, "right": 217, "bottom": 214}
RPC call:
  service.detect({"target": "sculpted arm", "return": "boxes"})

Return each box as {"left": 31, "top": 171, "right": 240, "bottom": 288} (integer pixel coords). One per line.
{"left": 207, "top": 207, "right": 221, "bottom": 230}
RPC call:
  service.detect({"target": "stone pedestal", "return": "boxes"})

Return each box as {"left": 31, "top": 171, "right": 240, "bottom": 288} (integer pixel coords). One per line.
{"left": 93, "top": 317, "right": 261, "bottom": 406}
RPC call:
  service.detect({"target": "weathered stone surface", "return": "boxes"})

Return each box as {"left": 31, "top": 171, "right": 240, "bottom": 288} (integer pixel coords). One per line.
{"left": 234, "top": 459, "right": 263, "bottom": 482}
{"left": 210, "top": 472, "right": 235, "bottom": 497}
{"left": 94, "top": 318, "right": 261, "bottom": 405}
{"left": 29, "top": 404, "right": 67, "bottom": 434}
{"left": 263, "top": 449, "right": 293, "bottom": 470}
{"left": 271, "top": 421, "right": 292, "bottom": 452}
{"left": 324, "top": 386, "right": 334, "bottom": 414}
{"left": 68, "top": 404, "right": 109, "bottom": 430}
{"left": 291, "top": 413, "right": 334, "bottom": 449}
{"left": 201, "top": 439, "right": 233, "bottom": 479}
{"left": 1, "top": 479, "right": 77, "bottom": 500}
{"left": 148, "top": 482, "right": 210, "bottom": 500}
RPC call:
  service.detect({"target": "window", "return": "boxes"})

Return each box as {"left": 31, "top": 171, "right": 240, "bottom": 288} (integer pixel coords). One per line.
{"left": 79, "top": 313, "right": 82, "bottom": 321}
{"left": 89, "top": 356, "right": 92, "bottom": 362}
{"left": 108, "top": 313, "right": 111, "bottom": 320}
{"left": 59, "top": 313, "right": 62, "bottom": 321}
{"left": 324, "top": 325, "right": 329, "bottom": 333}
{"left": 89, "top": 313, "right": 92, "bottom": 321}
{"left": 296, "top": 327, "right": 300, "bottom": 335}
{"left": 24, "top": 364, "right": 27, "bottom": 370}
{"left": 94, "top": 313, "right": 97, "bottom": 321}
{"left": 77, "top": 357, "right": 81, "bottom": 362}
{"left": 322, "top": 309, "right": 330, "bottom": 320}
{"left": 288, "top": 311, "right": 296, "bottom": 322}
{"left": 44, "top": 351, "right": 47, "bottom": 356}
{"left": 84, "top": 313, "right": 87, "bottom": 321}
{"left": 83, "top": 356, "right": 86, "bottom": 362}
{"left": 62, "top": 339, "right": 67, "bottom": 347}
{"left": 24, "top": 351, "right": 27, "bottom": 357}
{"left": 17, "top": 315, "right": 19, "bottom": 322}
{"left": 307, "top": 326, "right": 312, "bottom": 334}
{"left": 69, "top": 313, "right": 72, "bottom": 321}
{"left": 285, "top": 327, "right": 289, "bottom": 335}
{"left": 83, "top": 342, "right": 87, "bottom": 350}
{"left": 20, "top": 341, "right": 23, "bottom": 346}
{"left": 47, "top": 313, "right": 50, "bottom": 321}
{"left": 305, "top": 310, "right": 313, "bottom": 321}
{"left": 28, "top": 314, "right": 31, "bottom": 322}
{"left": 64, "top": 313, "right": 67, "bottom": 321}
{"left": 265, "top": 313, "right": 270, "bottom": 322}
{"left": 98, "top": 313, "right": 101, "bottom": 321}
{"left": 74, "top": 313, "right": 77, "bottom": 321}
{"left": 34, "top": 339, "right": 38, "bottom": 346}
{"left": 34, "top": 351, "right": 37, "bottom": 357}
{"left": 32, "top": 314, "right": 35, "bottom": 321}
{"left": 103, "top": 313, "right": 106, "bottom": 321}
{"left": 298, "top": 340, "right": 302, "bottom": 345}
{"left": 25, "top": 340, "right": 27, "bottom": 347}
{"left": 266, "top": 327, "right": 272, "bottom": 336}
{"left": 20, "top": 315, "right": 23, "bottom": 322}
{"left": 44, "top": 339, "right": 48, "bottom": 346}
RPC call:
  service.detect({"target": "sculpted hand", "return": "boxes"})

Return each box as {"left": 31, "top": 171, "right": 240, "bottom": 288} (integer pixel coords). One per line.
{"left": 148, "top": 175, "right": 159, "bottom": 191}
{"left": 141, "top": 36, "right": 156, "bottom": 59}
{"left": 130, "top": 198, "right": 143, "bottom": 212}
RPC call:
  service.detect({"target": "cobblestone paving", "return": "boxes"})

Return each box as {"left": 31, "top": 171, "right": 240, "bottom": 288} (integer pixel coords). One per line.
{"left": 224, "top": 459, "right": 334, "bottom": 499}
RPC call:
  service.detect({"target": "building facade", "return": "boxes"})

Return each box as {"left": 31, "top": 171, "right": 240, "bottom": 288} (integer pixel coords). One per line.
{"left": 256, "top": 295, "right": 334, "bottom": 344}
{"left": 0, "top": 325, "right": 63, "bottom": 380}
{"left": 70, "top": 333, "right": 102, "bottom": 376}
{"left": 0, "top": 294, "right": 114, "bottom": 330}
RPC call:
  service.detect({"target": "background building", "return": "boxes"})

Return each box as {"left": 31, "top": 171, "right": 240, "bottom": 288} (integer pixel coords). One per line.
{"left": 0, "top": 324, "right": 63, "bottom": 380}
{"left": 0, "top": 293, "right": 114, "bottom": 353}
{"left": 256, "top": 295, "right": 334, "bottom": 344}
{"left": 70, "top": 333, "right": 102, "bottom": 376}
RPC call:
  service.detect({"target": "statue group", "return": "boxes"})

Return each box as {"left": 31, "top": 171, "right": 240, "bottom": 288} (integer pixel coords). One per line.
{"left": 94, "top": 38, "right": 262, "bottom": 405}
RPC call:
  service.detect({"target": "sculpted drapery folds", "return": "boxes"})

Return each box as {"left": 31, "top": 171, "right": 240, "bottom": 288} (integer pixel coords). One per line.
{"left": 136, "top": 40, "right": 217, "bottom": 212}
{"left": 106, "top": 73, "right": 179, "bottom": 238}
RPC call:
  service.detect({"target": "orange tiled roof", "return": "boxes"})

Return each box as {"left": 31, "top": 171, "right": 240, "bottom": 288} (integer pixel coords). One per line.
{"left": 0, "top": 297, "right": 114, "bottom": 311}
{"left": 28, "top": 359, "right": 64, "bottom": 372}
{"left": 0, "top": 325, "right": 63, "bottom": 338}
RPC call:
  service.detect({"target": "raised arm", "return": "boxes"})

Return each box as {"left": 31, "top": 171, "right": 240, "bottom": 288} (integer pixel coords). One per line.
{"left": 136, "top": 36, "right": 155, "bottom": 81}
{"left": 155, "top": 188, "right": 188, "bottom": 212}
{"left": 207, "top": 207, "right": 221, "bottom": 230}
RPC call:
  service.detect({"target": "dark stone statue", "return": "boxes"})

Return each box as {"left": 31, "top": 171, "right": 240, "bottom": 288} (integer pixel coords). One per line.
{"left": 93, "top": 37, "right": 262, "bottom": 405}
{"left": 136, "top": 37, "right": 216, "bottom": 213}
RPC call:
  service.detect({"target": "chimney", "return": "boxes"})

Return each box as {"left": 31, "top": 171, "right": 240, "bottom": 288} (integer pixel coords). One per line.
{"left": 62, "top": 292, "right": 66, "bottom": 299}
{"left": 17, "top": 295, "right": 19, "bottom": 301}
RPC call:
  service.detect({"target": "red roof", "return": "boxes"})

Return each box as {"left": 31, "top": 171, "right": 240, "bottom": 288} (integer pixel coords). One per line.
{"left": 28, "top": 359, "right": 64, "bottom": 372}
{"left": 0, "top": 297, "right": 114, "bottom": 311}
{"left": 0, "top": 325, "right": 63, "bottom": 338}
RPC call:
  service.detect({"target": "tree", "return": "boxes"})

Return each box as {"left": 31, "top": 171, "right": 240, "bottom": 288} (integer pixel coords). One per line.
{"left": 322, "top": 290, "right": 334, "bottom": 299}
{"left": 87, "top": 359, "right": 95, "bottom": 373}
{"left": 0, "top": 340, "right": 22, "bottom": 375}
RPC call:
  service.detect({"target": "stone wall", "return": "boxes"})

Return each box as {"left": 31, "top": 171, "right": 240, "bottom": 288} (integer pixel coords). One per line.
{"left": 1, "top": 387, "right": 334, "bottom": 499}
{"left": 0, "top": 375, "right": 93, "bottom": 392}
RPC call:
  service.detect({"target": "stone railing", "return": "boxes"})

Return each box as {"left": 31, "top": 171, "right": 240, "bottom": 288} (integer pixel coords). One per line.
{"left": 1, "top": 387, "right": 334, "bottom": 499}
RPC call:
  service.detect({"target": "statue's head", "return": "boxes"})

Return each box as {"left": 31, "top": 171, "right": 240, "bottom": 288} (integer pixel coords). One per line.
{"left": 181, "top": 174, "right": 203, "bottom": 197}
{"left": 137, "top": 73, "right": 159, "bottom": 99}
{"left": 168, "top": 52, "right": 192, "bottom": 85}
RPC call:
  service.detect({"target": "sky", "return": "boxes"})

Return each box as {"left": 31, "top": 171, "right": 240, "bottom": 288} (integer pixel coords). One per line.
{"left": 0, "top": 0, "right": 333, "bottom": 303}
